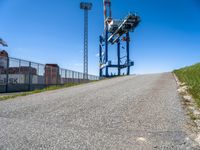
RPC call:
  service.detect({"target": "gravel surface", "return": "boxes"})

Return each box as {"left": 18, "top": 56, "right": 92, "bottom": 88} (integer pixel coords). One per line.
{"left": 0, "top": 73, "right": 199, "bottom": 149}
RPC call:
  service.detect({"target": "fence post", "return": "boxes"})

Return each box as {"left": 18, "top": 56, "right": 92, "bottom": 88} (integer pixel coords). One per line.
{"left": 44, "top": 65, "right": 46, "bottom": 87}
{"left": 66, "top": 70, "right": 69, "bottom": 84}
{"left": 37, "top": 64, "right": 39, "bottom": 85}
{"left": 65, "top": 70, "right": 66, "bottom": 84}
{"left": 72, "top": 71, "right": 74, "bottom": 83}
{"left": 5, "top": 57, "right": 9, "bottom": 93}
{"left": 78, "top": 72, "right": 80, "bottom": 83}
{"left": 19, "top": 60, "right": 21, "bottom": 84}
{"left": 28, "top": 61, "right": 31, "bottom": 91}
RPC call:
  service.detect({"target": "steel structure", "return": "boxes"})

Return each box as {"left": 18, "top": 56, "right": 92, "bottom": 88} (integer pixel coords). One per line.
{"left": 80, "top": 2, "right": 92, "bottom": 80}
{"left": 99, "top": 0, "right": 140, "bottom": 77}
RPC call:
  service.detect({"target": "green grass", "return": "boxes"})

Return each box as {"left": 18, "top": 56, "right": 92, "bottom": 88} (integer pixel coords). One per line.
{"left": 174, "top": 63, "right": 200, "bottom": 107}
{"left": 0, "top": 82, "right": 83, "bottom": 101}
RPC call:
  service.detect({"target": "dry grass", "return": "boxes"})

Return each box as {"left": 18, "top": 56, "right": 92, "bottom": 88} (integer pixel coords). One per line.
{"left": 0, "top": 83, "right": 81, "bottom": 101}
{"left": 174, "top": 63, "right": 200, "bottom": 107}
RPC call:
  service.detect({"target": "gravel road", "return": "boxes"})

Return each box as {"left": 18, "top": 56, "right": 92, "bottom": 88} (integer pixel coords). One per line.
{"left": 0, "top": 73, "right": 199, "bottom": 149}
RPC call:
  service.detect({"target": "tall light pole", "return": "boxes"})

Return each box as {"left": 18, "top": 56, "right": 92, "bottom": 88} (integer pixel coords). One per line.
{"left": 80, "top": 2, "right": 92, "bottom": 80}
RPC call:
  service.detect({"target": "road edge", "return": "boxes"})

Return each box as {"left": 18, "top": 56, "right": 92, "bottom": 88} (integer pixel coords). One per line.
{"left": 173, "top": 73, "right": 200, "bottom": 148}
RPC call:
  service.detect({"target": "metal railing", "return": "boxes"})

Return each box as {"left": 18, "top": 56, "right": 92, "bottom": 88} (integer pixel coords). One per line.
{"left": 0, "top": 56, "right": 99, "bottom": 93}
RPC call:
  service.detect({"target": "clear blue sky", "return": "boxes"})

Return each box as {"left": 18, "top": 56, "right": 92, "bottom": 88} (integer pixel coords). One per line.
{"left": 0, "top": 0, "right": 200, "bottom": 75}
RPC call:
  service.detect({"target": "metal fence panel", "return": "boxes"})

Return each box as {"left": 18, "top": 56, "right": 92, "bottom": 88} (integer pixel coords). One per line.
{"left": 0, "top": 56, "right": 99, "bottom": 93}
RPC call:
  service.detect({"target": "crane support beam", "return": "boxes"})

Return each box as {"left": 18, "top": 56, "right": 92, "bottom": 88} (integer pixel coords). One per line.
{"left": 117, "top": 41, "right": 121, "bottom": 76}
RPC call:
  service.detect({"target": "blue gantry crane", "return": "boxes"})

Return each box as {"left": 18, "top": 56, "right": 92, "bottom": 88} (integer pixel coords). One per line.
{"left": 99, "top": 0, "right": 140, "bottom": 77}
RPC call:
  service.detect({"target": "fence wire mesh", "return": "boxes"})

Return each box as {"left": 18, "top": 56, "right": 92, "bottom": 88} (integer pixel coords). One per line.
{"left": 0, "top": 56, "right": 99, "bottom": 93}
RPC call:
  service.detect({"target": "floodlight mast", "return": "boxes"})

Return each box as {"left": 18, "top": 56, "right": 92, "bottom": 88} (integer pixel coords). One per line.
{"left": 80, "top": 2, "right": 92, "bottom": 80}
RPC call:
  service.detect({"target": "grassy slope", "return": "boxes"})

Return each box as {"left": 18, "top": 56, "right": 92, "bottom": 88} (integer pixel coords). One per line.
{"left": 0, "top": 83, "right": 81, "bottom": 101}
{"left": 174, "top": 63, "right": 200, "bottom": 107}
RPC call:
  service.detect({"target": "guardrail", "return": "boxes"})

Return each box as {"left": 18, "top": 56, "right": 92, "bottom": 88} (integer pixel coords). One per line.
{"left": 0, "top": 56, "right": 99, "bottom": 93}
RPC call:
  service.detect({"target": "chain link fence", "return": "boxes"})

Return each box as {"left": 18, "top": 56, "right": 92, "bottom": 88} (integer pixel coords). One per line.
{"left": 0, "top": 56, "right": 99, "bottom": 93}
